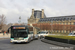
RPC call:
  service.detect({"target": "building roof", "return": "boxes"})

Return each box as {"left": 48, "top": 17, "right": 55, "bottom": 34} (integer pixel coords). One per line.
{"left": 39, "top": 15, "right": 75, "bottom": 22}
{"left": 34, "top": 10, "right": 46, "bottom": 18}
{"left": 47, "top": 15, "right": 75, "bottom": 18}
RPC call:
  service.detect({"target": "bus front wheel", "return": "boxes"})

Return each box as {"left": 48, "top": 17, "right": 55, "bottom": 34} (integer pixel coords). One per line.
{"left": 28, "top": 38, "right": 31, "bottom": 43}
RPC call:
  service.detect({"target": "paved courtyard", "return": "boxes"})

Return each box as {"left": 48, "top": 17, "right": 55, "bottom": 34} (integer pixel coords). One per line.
{"left": 0, "top": 33, "right": 10, "bottom": 38}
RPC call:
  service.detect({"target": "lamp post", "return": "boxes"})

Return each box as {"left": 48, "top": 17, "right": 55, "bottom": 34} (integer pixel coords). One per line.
{"left": 18, "top": 16, "right": 21, "bottom": 24}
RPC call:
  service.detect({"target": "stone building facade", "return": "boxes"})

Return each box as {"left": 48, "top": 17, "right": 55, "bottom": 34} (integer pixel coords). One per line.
{"left": 28, "top": 9, "right": 46, "bottom": 24}
{"left": 28, "top": 9, "right": 75, "bottom": 33}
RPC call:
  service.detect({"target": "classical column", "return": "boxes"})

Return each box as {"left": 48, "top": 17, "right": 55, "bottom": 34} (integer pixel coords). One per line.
{"left": 33, "top": 27, "right": 37, "bottom": 34}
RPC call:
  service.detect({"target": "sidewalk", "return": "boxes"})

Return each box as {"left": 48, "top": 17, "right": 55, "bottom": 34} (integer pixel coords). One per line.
{"left": 0, "top": 33, "right": 10, "bottom": 38}
{"left": 41, "top": 39, "right": 75, "bottom": 50}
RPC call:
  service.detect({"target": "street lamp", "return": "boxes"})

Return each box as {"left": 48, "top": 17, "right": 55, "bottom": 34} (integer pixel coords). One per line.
{"left": 18, "top": 16, "right": 21, "bottom": 24}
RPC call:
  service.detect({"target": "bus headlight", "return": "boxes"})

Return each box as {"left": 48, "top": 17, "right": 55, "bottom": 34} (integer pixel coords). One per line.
{"left": 10, "top": 39, "right": 14, "bottom": 42}
{"left": 10, "top": 40, "right": 13, "bottom": 42}
{"left": 10, "top": 41, "right": 12, "bottom": 42}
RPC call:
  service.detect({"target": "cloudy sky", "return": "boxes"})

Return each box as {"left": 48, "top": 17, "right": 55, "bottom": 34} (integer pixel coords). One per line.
{"left": 0, "top": 0, "right": 75, "bottom": 24}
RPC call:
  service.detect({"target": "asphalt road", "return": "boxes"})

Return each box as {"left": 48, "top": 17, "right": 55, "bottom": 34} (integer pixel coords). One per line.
{"left": 0, "top": 39, "right": 71, "bottom": 50}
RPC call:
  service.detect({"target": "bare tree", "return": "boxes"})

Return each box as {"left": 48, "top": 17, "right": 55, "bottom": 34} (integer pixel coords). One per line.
{"left": 0, "top": 14, "right": 7, "bottom": 30}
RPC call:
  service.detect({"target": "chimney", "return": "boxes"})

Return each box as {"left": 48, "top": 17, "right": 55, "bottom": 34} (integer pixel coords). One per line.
{"left": 41, "top": 9, "right": 44, "bottom": 18}
{"left": 32, "top": 9, "right": 34, "bottom": 17}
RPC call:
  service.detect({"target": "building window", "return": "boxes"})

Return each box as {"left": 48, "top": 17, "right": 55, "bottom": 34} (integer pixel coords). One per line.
{"left": 57, "top": 23, "right": 58, "bottom": 24}
{"left": 57, "top": 30, "right": 58, "bottom": 33}
{"left": 63, "top": 18, "right": 66, "bottom": 20}
{"left": 70, "top": 22, "right": 71, "bottom": 25}
{"left": 63, "top": 30, "right": 64, "bottom": 33}
{"left": 54, "top": 31, "right": 55, "bottom": 32}
{"left": 68, "top": 31, "right": 70, "bottom": 33}
{"left": 73, "top": 18, "right": 75, "bottom": 20}
{"left": 60, "top": 22, "right": 61, "bottom": 24}
{"left": 63, "top": 22, "right": 65, "bottom": 24}
{"left": 66, "top": 22, "right": 68, "bottom": 25}
{"left": 70, "top": 18, "right": 72, "bottom": 20}
{"left": 60, "top": 31, "right": 61, "bottom": 33}
{"left": 66, "top": 31, "right": 67, "bottom": 33}
{"left": 74, "top": 22, "right": 75, "bottom": 25}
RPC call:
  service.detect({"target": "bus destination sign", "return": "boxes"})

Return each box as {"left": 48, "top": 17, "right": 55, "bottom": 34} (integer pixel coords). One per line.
{"left": 13, "top": 27, "right": 25, "bottom": 29}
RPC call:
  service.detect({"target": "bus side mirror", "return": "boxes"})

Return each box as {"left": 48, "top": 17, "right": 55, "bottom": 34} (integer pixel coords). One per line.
{"left": 7, "top": 29, "right": 9, "bottom": 33}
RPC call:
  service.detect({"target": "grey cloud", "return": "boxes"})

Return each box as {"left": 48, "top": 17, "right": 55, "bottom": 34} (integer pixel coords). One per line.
{"left": 0, "top": 0, "right": 6, "bottom": 8}
{"left": 0, "top": 0, "right": 75, "bottom": 23}
{"left": 5, "top": 8, "right": 30, "bottom": 23}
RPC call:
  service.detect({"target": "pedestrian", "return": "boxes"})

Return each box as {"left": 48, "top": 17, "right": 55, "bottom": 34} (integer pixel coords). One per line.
{"left": 4, "top": 31, "right": 6, "bottom": 35}
{"left": 6, "top": 31, "right": 8, "bottom": 35}
{"left": 2, "top": 30, "right": 4, "bottom": 35}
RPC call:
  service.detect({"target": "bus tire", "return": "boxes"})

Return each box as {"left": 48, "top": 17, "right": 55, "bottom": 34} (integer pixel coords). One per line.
{"left": 28, "top": 38, "right": 31, "bottom": 43}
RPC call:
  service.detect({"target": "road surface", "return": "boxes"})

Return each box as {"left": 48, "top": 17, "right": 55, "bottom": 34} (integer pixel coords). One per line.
{"left": 0, "top": 39, "right": 72, "bottom": 50}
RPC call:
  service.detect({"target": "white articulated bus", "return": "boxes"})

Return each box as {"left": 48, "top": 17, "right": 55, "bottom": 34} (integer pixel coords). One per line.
{"left": 8, "top": 25, "right": 34, "bottom": 43}
{"left": 38, "top": 31, "right": 49, "bottom": 39}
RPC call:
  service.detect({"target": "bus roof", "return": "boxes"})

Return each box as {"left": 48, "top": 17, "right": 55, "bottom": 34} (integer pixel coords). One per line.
{"left": 11, "top": 25, "right": 33, "bottom": 28}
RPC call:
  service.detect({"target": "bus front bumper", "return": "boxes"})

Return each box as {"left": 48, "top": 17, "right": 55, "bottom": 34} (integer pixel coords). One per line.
{"left": 10, "top": 39, "right": 28, "bottom": 43}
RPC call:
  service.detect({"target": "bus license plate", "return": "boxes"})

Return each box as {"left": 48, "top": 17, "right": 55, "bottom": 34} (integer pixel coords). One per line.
{"left": 17, "top": 41, "right": 21, "bottom": 43}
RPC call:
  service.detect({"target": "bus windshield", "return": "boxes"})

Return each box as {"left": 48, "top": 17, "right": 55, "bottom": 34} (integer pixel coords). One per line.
{"left": 11, "top": 29, "right": 28, "bottom": 38}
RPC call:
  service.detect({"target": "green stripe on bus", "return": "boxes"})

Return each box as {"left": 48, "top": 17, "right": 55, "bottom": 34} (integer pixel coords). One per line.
{"left": 11, "top": 38, "right": 14, "bottom": 39}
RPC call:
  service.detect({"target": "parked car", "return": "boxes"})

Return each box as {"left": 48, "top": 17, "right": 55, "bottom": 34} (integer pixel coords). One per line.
{"left": 30, "top": 31, "right": 38, "bottom": 40}
{"left": 37, "top": 31, "right": 49, "bottom": 39}
{"left": 33, "top": 34, "right": 38, "bottom": 40}
{"left": 68, "top": 31, "right": 75, "bottom": 36}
